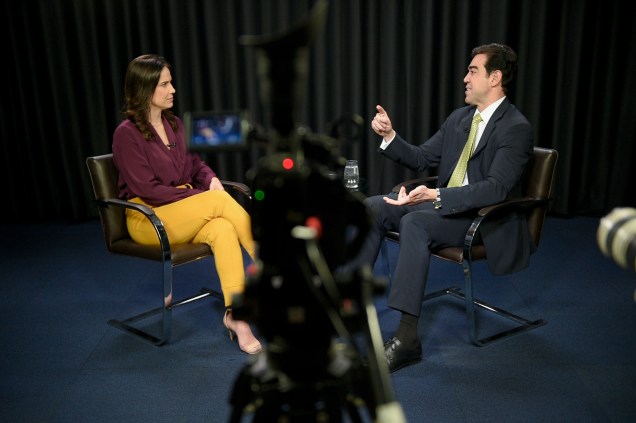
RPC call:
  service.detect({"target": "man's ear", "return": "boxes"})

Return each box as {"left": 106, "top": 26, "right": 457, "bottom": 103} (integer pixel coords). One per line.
{"left": 490, "top": 69, "right": 502, "bottom": 87}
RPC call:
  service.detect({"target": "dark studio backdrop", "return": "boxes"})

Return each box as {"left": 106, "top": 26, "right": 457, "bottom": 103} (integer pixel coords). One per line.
{"left": 2, "top": 0, "right": 635, "bottom": 222}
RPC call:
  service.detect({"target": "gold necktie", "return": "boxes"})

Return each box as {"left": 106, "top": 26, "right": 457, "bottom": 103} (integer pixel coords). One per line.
{"left": 448, "top": 113, "right": 482, "bottom": 187}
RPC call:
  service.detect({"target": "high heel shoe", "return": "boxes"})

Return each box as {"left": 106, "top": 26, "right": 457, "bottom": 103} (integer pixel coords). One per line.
{"left": 223, "top": 309, "right": 262, "bottom": 354}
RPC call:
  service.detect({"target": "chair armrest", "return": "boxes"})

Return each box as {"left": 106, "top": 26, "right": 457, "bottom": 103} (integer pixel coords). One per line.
{"left": 95, "top": 198, "right": 170, "bottom": 258}
{"left": 464, "top": 197, "right": 551, "bottom": 253}
{"left": 391, "top": 176, "right": 438, "bottom": 193}
{"left": 221, "top": 180, "right": 252, "bottom": 200}
{"left": 478, "top": 197, "right": 551, "bottom": 218}
{"left": 97, "top": 198, "right": 156, "bottom": 216}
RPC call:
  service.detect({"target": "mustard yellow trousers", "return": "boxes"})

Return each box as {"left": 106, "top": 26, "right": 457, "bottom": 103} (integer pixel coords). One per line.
{"left": 126, "top": 190, "right": 255, "bottom": 307}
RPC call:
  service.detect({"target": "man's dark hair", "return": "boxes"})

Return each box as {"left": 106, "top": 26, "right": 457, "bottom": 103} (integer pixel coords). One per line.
{"left": 471, "top": 43, "right": 518, "bottom": 93}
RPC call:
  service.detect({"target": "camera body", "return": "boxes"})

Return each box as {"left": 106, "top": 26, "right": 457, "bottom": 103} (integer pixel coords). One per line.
{"left": 237, "top": 131, "right": 369, "bottom": 376}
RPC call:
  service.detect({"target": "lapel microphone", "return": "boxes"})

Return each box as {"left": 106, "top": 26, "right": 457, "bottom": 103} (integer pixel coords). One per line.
{"left": 168, "top": 143, "right": 177, "bottom": 148}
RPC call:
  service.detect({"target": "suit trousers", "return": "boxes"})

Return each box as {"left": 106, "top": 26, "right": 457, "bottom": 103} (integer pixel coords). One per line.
{"left": 126, "top": 189, "right": 255, "bottom": 307}
{"left": 356, "top": 194, "right": 473, "bottom": 317}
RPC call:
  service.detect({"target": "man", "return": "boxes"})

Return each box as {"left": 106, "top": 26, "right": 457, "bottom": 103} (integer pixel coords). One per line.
{"left": 363, "top": 43, "right": 535, "bottom": 372}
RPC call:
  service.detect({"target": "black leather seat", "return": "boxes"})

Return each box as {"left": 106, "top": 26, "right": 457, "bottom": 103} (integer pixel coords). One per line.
{"left": 381, "top": 147, "right": 558, "bottom": 346}
{"left": 86, "top": 153, "right": 251, "bottom": 346}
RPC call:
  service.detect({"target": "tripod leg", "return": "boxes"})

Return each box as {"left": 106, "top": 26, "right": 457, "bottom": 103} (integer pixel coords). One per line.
{"left": 358, "top": 275, "right": 407, "bottom": 423}
{"left": 227, "top": 364, "right": 254, "bottom": 423}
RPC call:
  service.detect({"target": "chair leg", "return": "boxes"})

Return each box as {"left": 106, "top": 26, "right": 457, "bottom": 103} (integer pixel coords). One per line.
{"left": 422, "top": 283, "right": 546, "bottom": 346}
{"left": 385, "top": 237, "right": 546, "bottom": 346}
{"left": 380, "top": 239, "right": 392, "bottom": 280}
{"left": 462, "top": 259, "right": 546, "bottom": 346}
{"left": 107, "top": 261, "right": 224, "bottom": 346}
{"left": 441, "top": 259, "right": 546, "bottom": 346}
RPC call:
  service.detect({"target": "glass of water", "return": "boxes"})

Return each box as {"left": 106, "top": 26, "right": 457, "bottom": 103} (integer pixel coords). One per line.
{"left": 344, "top": 159, "right": 359, "bottom": 191}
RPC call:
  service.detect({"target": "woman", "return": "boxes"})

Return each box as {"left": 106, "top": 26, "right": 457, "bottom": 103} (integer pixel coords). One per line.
{"left": 112, "top": 54, "right": 261, "bottom": 354}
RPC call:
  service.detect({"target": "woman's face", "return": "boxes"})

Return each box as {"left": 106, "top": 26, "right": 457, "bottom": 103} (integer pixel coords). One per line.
{"left": 150, "top": 66, "right": 175, "bottom": 114}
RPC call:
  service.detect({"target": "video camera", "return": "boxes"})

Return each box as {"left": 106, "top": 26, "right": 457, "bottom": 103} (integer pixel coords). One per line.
{"left": 225, "top": 1, "right": 406, "bottom": 422}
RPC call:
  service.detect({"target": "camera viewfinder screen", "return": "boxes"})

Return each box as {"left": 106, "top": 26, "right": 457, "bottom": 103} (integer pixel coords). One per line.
{"left": 185, "top": 110, "right": 247, "bottom": 151}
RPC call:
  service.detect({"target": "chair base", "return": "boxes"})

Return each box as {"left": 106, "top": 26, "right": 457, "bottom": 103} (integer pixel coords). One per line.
{"left": 108, "top": 288, "right": 224, "bottom": 346}
{"left": 424, "top": 286, "right": 547, "bottom": 346}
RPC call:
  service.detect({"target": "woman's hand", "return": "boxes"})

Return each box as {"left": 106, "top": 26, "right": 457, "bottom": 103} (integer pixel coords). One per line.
{"left": 209, "top": 177, "right": 225, "bottom": 191}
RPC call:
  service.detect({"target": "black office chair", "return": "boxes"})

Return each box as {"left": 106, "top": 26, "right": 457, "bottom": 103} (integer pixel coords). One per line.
{"left": 86, "top": 153, "right": 251, "bottom": 346}
{"left": 381, "top": 147, "right": 558, "bottom": 346}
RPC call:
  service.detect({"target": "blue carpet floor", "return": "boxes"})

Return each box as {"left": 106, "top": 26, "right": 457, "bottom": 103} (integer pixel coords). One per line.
{"left": 1, "top": 216, "right": 635, "bottom": 422}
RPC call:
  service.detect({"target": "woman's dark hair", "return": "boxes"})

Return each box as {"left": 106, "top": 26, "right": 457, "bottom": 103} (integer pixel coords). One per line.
{"left": 123, "top": 54, "right": 177, "bottom": 140}
{"left": 471, "top": 43, "right": 518, "bottom": 93}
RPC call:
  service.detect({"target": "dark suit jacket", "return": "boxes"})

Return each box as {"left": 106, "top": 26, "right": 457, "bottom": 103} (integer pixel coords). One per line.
{"left": 381, "top": 98, "right": 535, "bottom": 275}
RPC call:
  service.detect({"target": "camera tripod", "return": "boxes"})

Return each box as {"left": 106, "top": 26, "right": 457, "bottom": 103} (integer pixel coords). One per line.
{"left": 227, "top": 258, "right": 406, "bottom": 423}
{"left": 228, "top": 2, "right": 405, "bottom": 420}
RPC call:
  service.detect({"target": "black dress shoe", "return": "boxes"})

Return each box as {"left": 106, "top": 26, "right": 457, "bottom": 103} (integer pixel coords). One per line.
{"left": 384, "top": 337, "right": 422, "bottom": 373}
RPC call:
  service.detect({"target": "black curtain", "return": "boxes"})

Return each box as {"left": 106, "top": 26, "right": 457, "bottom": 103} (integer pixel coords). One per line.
{"left": 3, "top": 0, "right": 634, "bottom": 221}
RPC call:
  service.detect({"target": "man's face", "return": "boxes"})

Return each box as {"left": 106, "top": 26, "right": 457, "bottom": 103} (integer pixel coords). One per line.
{"left": 463, "top": 53, "right": 491, "bottom": 107}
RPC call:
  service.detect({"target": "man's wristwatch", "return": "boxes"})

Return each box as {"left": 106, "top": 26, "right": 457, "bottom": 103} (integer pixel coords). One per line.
{"left": 433, "top": 188, "right": 442, "bottom": 209}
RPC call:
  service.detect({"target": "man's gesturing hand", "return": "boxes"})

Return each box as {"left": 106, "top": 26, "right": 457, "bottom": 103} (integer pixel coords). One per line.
{"left": 383, "top": 185, "right": 436, "bottom": 206}
{"left": 371, "top": 105, "right": 394, "bottom": 139}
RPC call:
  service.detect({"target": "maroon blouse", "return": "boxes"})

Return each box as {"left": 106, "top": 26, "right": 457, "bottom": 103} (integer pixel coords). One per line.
{"left": 112, "top": 117, "right": 216, "bottom": 206}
